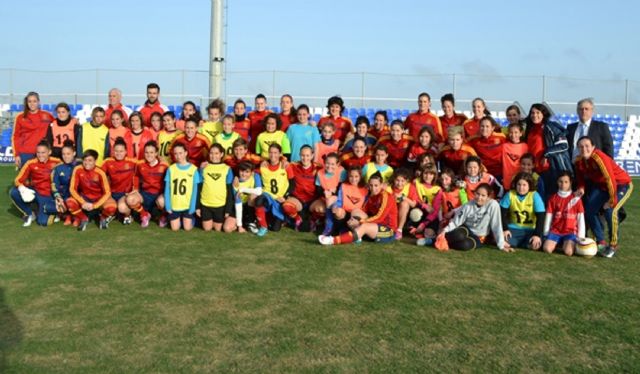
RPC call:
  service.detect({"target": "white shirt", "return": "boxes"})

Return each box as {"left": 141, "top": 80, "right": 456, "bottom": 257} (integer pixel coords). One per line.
{"left": 572, "top": 118, "right": 592, "bottom": 161}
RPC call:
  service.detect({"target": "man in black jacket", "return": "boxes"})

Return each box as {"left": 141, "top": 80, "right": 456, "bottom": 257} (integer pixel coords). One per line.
{"left": 567, "top": 98, "right": 614, "bottom": 161}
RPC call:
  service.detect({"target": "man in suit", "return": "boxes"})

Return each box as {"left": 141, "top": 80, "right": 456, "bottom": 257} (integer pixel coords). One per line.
{"left": 567, "top": 98, "right": 614, "bottom": 162}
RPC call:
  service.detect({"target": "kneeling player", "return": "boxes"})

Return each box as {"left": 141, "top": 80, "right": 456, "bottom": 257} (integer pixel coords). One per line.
{"left": 326, "top": 165, "right": 368, "bottom": 234}
{"left": 66, "top": 149, "right": 117, "bottom": 231}
{"left": 126, "top": 141, "right": 168, "bottom": 227}
{"left": 51, "top": 140, "right": 80, "bottom": 226}
{"left": 164, "top": 143, "right": 202, "bottom": 231}
{"left": 101, "top": 138, "right": 137, "bottom": 224}
{"left": 318, "top": 172, "right": 398, "bottom": 245}
{"left": 282, "top": 145, "right": 319, "bottom": 230}
{"left": 255, "top": 143, "right": 293, "bottom": 235}
{"left": 233, "top": 161, "right": 264, "bottom": 233}
{"left": 199, "top": 143, "right": 236, "bottom": 232}
{"left": 310, "top": 152, "right": 345, "bottom": 234}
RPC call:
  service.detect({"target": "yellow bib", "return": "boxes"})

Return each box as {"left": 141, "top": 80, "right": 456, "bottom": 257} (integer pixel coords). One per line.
{"left": 414, "top": 181, "right": 441, "bottom": 204}
{"left": 201, "top": 163, "right": 230, "bottom": 208}
{"left": 214, "top": 132, "right": 240, "bottom": 155}
{"left": 200, "top": 121, "right": 223, "bottom": 144}
{"left": 256, "top": 131, "right": 290, "bottom": 159}
{"left": 168, "top": 163, "right": 197, "bottom": 211}
{"left": 364, "top": 162, "right": 394, "bottom": 183}
{"left": 158, "top": 130, "right": 182, "bottom": 163}
{"left": 237, "top": 174, "right": 256, "bottom": 203}
{"left": 260, "top": 164, "right": 289, "bottom": 199}
{"left": 509, "top": 191, "right": 536, "bottom": 229}
{"left": 81, "top": 122, "right": 109, "bottom": 166}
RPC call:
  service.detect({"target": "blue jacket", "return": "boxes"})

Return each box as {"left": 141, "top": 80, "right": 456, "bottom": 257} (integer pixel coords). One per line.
{"left": 541, "top": 120, "right": 572, "bottom": 175}
{"left": 51, "top": 161, "right": 78, "bottom": 199}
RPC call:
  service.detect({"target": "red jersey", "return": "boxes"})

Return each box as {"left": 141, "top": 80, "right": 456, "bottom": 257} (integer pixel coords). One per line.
{"left": 170, "top": 134, "right": 211, "bottom": 167}
{"left": 575, "top": 149, "right": 632, "bottom": 208}
{"left": 138, "top": 101, "right": 168, "bottom": 126}
{"left": 526, "top": 122, "right": 547, "bottom": 173}
{"left": 234, "top": 117, "right": 251, "bottom": 141}
{"left": 546, "top": 192, "right": 584, "bottom": 235}
{"left": 318, "top": 116, "right": 353, "bottom": 144}
{"left": 12, "top": 110, "right": 54, "bottom": 156}
{"left": 108, "top": 126, "right": 132, "bottom": 157}
{"left": 407, "top": 142, "right": 438, "bottom": 163}
{"left": 134, "top": 159, "right": 169, "bottom": 195}
{"left": 468, "top": 133, "right": 506, "bottom": 177}
{"left": 369, "top": 125, "right": 389, "bottom": 140}
{"left": 101, "top": 157, "right": 137, "bottom": 194}
{"left": 462, "top": 118, "right": 481, "bottom": 139}
{"left": 127, "top": 128, "right": 155, "bottom": 160}
{"left": 104, "top": 104, "right": 132, "bottom": 128}
{"left": 502, "top": 142, "right": 529, "bottom": 189}
{"left": 223, "top": 152, "right": 262, "bottom": 174}
{"left": 69, "top": 166, "right": 111, "bottom": 207}
{"left": 340, "top": 151, "right": 370, "bottom": 169}
{"left": 14, "top": 157, "right": 60, "bottom": 197}
{"left": 404, "top": 111, "right": 444, "bottom": 141}
{"left": 437, "top": 145, "right": 477, "bottom": 176}
{"left": 288, "top": 162, "right": 319, "bottom": 203}
{"left": 378, "top": 135, "right": 414, "bottom": 168}
{"left": 439, "top": 113, "right": 468, "bottom": 130}
{"left": 248, "top": 110, "right": 273, "bottom": 151}
{"left": 279, "top": 112, "right": 296, "bottom": 133}
{"left": 363, "top": 190, "right": 398, "bottom": 231}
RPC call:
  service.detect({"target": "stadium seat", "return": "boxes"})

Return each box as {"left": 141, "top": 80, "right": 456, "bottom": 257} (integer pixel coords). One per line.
{"left": 402, "top": 109, "right": 410, "bottom": 117}
{"left": 312, "top": 114, "right": 321, "bottom": 123}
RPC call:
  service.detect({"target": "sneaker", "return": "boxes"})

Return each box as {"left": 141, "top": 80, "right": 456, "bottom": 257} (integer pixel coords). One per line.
{"left": 53, "top": 215, "right": 60, "bottom": 223}
{"left": 248, "top": 222, "right": 259, "bottom": 234}
{"left": 395, "top": 230, "right": 403, "bottom": 240}
{"left": 318, "top": 235, "right": 335, "bottom": 245}
{"left": 256, "top": 227, "right": 268, "bottom": 237}
{"left": 597, "top": 241, "right": 608, "bottom": 254}
{"left": 77, "top": 220, "right": 89, "bottom": 232}
{"left": 602, "top": 246, "right": 617, "bottom": 258}
{"left": 105, "top": 215, "right": 115, "bottom": 225}
{"left": 140, "top": 213, "right": 151, "bottom": 228}
{"left": 123, "top": 216, "right": 132, "bottom": 225}
{"left": 22, "top": 214, "right": 35, "bottom": 227}
{"left": 63, "top": 215, "right": 73, "bottom": 226}
{"left": 99, "top": 218, "right": 109, "bottom": 230}
{"left": 416, "top": 237, "right": 434, "bottom": 246}
{"left": 158, "top": 215, "right": 168, "bottom": 228}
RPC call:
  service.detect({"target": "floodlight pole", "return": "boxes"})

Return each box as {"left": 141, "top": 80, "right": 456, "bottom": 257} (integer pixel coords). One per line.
{"left": 209, "top": 0, "right": 225, "bottom": 101}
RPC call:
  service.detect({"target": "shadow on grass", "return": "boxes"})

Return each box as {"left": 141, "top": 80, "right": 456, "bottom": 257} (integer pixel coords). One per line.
{"left": 0, "top": 288, "right": 23, "bottom": 372}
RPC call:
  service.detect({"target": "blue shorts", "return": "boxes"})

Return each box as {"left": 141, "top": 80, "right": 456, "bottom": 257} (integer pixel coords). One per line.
{"left": 112, "top": 192, "right": 126, "bottom": 201}
{"left": 507, "top": 228, "right": 535, "bottom": 248}
{"left": 375, "top": 225, "right": 396, "bottom": 243}
{"left": 140, "top": 191, "right": 159, "bottom": 213}
{"left": 167, "top": 210, "right": 195, "bottom": 221}
{"left": 546, "top": 232, "right": 577, "bottom": 244}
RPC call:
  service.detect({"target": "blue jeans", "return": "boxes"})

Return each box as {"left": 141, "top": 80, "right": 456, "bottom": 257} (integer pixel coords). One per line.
{"left": 10, "top": 187, "right": 57, "bottom": 226}
{"left": 584, "top": 184, "right": 633, "bottom": 246}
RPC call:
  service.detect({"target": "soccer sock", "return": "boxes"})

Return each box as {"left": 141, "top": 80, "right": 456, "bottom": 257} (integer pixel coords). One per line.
{"left": 334, "top": 231, "right": 355, "bottom": 244}
{"left": 235, "top": 202, "right": 243, "bottom": 227}
{"left": 324, "top": 210, "right": 335, "bottom": 234}
{"left": 65, "top": 198, "right": 88, "bottom": 221}
{"left": 130, "top": 201, "right": 144, "bottom": 214}
{"left": 255, "top": 206, "right": 268, "bottom": 228}
{"left": 282, "top": 202, "right": 299, "bottom": 219}
{"left": 101, "top": 204, "right": 117, "bottom": 220}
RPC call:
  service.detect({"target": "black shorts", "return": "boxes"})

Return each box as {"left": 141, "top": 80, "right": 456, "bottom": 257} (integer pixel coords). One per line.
{"left": 201, "top": 205, "right": 226, "bottom": 223}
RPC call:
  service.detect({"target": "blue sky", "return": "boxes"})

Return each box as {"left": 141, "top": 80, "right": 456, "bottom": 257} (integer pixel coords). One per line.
{"left": 1, "top": 0, "right": 639, "bottom": 111}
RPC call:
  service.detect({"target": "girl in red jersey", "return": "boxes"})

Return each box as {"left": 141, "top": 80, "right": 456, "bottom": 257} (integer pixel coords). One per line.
{"left": 404, "top": 92, "right": 444, "bottom": 140}
{"left": 329, "top": 165, "right": 369, "bottom": 235}
{"left": 10, "top": 141, "right": 59, "bottom": 227}
{"left": 223, "top": 138, "right": 263, "bottom": 174}
{"left": 505, "top": 104, "right": 526, "bottom": 135}
{"left": 232, "top": 99, "right": 251, "bottom": 141}
{"left": 108, "top": 110, "right": 132, "bottom": 157}
{"left": 127, "top": 112, "right": 155, "bottom": 160}
{"left": 66, "top": 149, "right": 118, "bottom": 231}
{"left": 319, "top": 172, "right": 398, "bottom": 245}
{"left": 377, "top": 120, "right": 413, "bottom": 168}
{"left": 462, "top": 97, "right": 490, "bottom": 139}
{"left": 176, "top": 101, "right": 203, "bottom": 131}
{"left": 317, "top": 96, "right": 353, "bottom": 143}
{"left": 12, "top": 92, "right": 55, "bottom": 168}
{"left": 46, "top": 102, "right": 80, "bottom": 159}
{"left": 314, "top": 122, "right": 339, "bottom": 166}
{"left": 148, "top": 112, "right": 163, "bottom": 141}
{"left": 501, "top": 122, "right": 529, "bottom": 189}
{"left": 282, "top": 145, "right": 320, "bottom": 230}
{"left": 407, "top": 126, "right": 439, "bottom": 168}
{"left": 369, "top": 111, "right": 390, "bottom": 140}
{"left": 542, "top": 171, "right": 585, "bottom": 256}
{"left": 437, "top": 126, "right": 477, "bottom": 176}
{"left": 248, "top": 94, "right": 273, "bottom": 152}
{"left": 170, "top": 118, "right": 212, "bottom": 167}
{"left": 439, "top": 93, "right": 468, "bottom": 139}
{"left": 310, "top": 153, "right": 346, "bottom": 235}
{"left": 101, "top": 138, "right": 138, "bottom": 224}
{"left": 126, "top": 141, "right": 169, "bottom": 228}
{"left": 462, "top": 156, "right": 504, "bottom": 201}
{"left": 278, "top": 94, "right": 296, "bottom": 132}
{"left": 438, "top": 168, "right": 468, "bottom": 229}
{"left": 467, "top": 116, "right": 506, "bottom": 179}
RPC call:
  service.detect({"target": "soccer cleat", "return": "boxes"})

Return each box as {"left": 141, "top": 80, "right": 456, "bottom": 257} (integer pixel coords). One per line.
{"left": 140, "top": 213, "right": 151, "bottom": 228}
{"left": 158, "top": 215, "right": 168, "bottom": 228}
{"left": 256, "top": 227, "right": 268, "bottom": 237}
{"left": 602, "top": 246, "right": 617, "bottom": 258}
{"left": 123, "top": 216, "right": 132, "bottom": 225}
{"left": 597, "top": 241, "right": 608, "bottom": 254}
{"left": 99, "top": 219, "right": 109, "bottom": 230}
{"left": 22, "top": 214, "right": 35, "bottom": 227}
{"left": 248, "top": 222, "right": 259, "bottom": 234}
{"left": 53, "top": 215, "right": 60, "bottom": 223}
{"left": 77, "top": 220, "right": 89, "bottom": 232}
{"left": 416, "top": 237, "right": 434, "bottom": 246}
{"left": 318, "top": 235, "right": 335, "bottom": 246}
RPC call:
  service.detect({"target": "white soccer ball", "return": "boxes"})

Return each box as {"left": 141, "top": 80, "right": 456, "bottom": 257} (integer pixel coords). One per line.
{"left": 575, "top": 237, "right": 598, "bottom": 258}
{"left": 409, "top": 208, "right": 423, "bottom": 223}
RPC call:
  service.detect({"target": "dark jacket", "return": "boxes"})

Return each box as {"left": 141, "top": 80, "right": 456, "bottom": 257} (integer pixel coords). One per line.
{"left": 567, "top": 119, "right": 614, "bottom": 159}
{"left": 542, "top": 120, "right": 573, "bottom": 174}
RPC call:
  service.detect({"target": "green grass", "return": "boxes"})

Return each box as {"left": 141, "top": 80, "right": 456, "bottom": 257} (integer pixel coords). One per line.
{"left": 0, "top": 165, "right": 639, "bottom": 373}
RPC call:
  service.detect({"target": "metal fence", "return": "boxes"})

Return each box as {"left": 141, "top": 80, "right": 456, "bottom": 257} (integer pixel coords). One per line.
{"left": 2, "top": 68, "right": 640, "bottom": 118}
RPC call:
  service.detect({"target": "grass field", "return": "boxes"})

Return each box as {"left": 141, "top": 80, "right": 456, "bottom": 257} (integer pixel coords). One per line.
{"left": 0, "top": 165, "right": 638, "bottom": 373}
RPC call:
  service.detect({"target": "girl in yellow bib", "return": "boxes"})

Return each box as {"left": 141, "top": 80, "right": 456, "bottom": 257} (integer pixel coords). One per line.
{"left": 255, "top": 143, "right": 293, "bottom": 235}
{"left": 499, "top": 172, "right": 545, "bottom": 250}
{"left": 164, "top": 143, "right": 202, "bottom": 231}
{"left": 214, "top": 115, "right": 241, "bottom": 156}
{"left": 255, "top": 113, "right": 291, "bottom": 160}
{"left": 362, "top": 144, "right": 394, "bottom": 184}
{"left": 198, "top": 143, "right": 236, "bottom": 232}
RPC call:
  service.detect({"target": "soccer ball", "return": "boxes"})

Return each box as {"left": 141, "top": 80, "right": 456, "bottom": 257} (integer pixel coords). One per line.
{"left": 409, "top": 208, "right": 423, "bottom": 223}
{"left": 575, "top": 238, "right": 598, "bottom": 258}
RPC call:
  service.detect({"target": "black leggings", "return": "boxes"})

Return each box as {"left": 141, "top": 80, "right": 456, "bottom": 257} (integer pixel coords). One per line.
{"left": 445, "top": 226, "right": 481, "bottom": 251}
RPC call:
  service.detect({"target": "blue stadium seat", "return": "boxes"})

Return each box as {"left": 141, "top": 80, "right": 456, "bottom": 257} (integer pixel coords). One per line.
{"left": 402, "top": 109, "right": 410, "bottom": 117}
{"left": 312, "top": 114, "right": 321, "bottom": 123}
{"left": 168, "top": 105, "right": 176, "bottom": 112}
{"left": 349, "top": 108, "right": 358, "bottom": 116}
{"left": 227, "top": 106, "right": 234, "bottom": 113}
{"left": 357, "top": 108, "right": 366, "bottom": 116}
{"left": 10, "top": 104, "right": 24, "bottom": 112}
{"left": 246, "top": 106, "right": 253, "bottom": 112}
{"left": 612, "top": 114, "right": 621, "bottom": 121}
